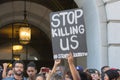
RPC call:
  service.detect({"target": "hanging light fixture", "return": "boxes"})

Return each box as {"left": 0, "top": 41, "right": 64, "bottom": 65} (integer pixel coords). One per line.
{"left": 19, "top": 0, "right": 31, "bottom": 44}
{"left": 12, "top": 23, "right": 23, "bottom": 51}
{"left": 13, "top": 45, "right": 23, "bottom": 51}
{"left": 19, "top": 24, "right": 31, "bottom": 44}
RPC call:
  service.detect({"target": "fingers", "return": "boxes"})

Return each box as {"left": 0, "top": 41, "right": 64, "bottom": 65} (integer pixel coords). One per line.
{"left": 67, "top": 52, "right": 73, "bottom": 58}
{"left": 3, "top": 63, "right": 9, "bottom": 68}
{"left": 55, "top": 59, "right": 61, "bottom": 65}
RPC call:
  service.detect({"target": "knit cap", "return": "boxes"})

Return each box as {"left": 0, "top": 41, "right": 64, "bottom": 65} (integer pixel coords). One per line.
{"left": 105, "top": 69, "right": 119, "bottom": 80}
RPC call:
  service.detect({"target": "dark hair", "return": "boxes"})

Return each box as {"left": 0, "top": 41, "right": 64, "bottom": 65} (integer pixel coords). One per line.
{"left": 27, "top": 61, "right": 36, "bottom": 69}
{"left": 88, "top": 69, "right": 95, "bottom": 73}
{"left": 65, "top": 71, "right": 73, "bottom": 80}
{"left": 101, "top": 66, "right": 109, "bottom": 73}
{"left": 86, "top": 69, "right": 100, "bottom": 76}
{"left": 79, "top": 72, "right": 92, "bottom": 80}
{"left": 12, "top": 60, "right": 24, "bottom": 68}
{"left": 105, "top": 69, "right": 119, "bottom": 80}
{"left": 35, "top": 73, "right": 46, "bottom": 80}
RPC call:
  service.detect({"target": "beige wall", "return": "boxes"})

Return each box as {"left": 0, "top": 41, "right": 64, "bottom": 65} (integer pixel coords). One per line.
{"left": 74, "top": 0, "right": 120, "bottom": 70}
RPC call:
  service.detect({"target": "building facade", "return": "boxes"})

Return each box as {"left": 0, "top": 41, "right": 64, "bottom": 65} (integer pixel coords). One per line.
{"left": 0, "top": 0, "right": 120, "bottom": 70}
{"left": 75, "top": 0, "right": 120, "bottom": 70}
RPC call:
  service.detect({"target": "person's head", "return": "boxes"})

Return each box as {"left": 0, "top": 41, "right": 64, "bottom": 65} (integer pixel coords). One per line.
{"left": 101, "top": 66, "right": 110, "bottom": 80}
{"left": 52, "top": 73, "right": 63, "bottom": 80}
{"left": 27, "top": 61, "right": 37, "bottom": 78}
{"left": 52, "top": 66, "right": 65, "bottom": 80}
{"left": 35, "top": 73, "right": 45, "bottom": 80}
{"left": 101, "top": 66, "right": 110, "bottom": 73}
{"left": 85, "top": 69, "right": 100, "bottom": 80}
{"left": 7, "top": 69, "right": 13, "bottom": 77}
{"left": 104, "top": 69, "right": 119, "bottom": 80}
{"left": 79, "top": 71, "right": 92, "bottom": 80}
{"left": 65, "top": 71, "right": 72, "bottom": 80}
{"left": 76, "top": 66, "right": 83, "bottom": 72}
{"left": 91, "top": 69, "right": 100, "bottom": 80}
{"left": 12, "top": 60, "right": 24, "bottom": 76}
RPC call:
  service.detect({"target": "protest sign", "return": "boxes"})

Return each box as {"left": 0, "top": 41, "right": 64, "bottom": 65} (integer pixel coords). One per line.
{"left": 50, "top": 8, "right": 87, "bottom": 59}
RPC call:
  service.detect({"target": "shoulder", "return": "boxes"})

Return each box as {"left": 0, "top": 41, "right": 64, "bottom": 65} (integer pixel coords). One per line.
{"left": 2, "top": 77, "right": 14, "bottom": 80}
{"left": 2, "top": 77, "right": 27, "bottom": 80}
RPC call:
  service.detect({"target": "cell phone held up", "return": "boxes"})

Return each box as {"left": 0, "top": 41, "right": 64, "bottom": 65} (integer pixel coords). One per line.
{"left": 41, "top": 68, "right": 49, "bottom": 73}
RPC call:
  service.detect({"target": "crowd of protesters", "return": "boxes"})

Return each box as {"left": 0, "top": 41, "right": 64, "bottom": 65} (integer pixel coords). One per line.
{"left": 0, "top": 52, "right": 120, "bottom": 80}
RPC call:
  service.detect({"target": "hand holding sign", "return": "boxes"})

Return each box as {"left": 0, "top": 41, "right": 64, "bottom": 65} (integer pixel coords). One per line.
{"left": 67, "top": 52, "right": 74, "bottom": 64}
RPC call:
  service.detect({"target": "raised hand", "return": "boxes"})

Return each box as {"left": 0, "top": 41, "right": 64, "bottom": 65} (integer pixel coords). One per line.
{"left": 3, "top": 63, "right": 8, "bottom": 68}
{"left": 54, "top": 59, "right": 61, "bottom": 66}
{"left": 67, "top": 52, "right": 74, "bottom": 64}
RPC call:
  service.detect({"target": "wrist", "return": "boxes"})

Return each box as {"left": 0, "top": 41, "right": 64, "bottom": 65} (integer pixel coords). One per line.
{"left": 68, "top": 61, "right": 74, "bottom": 65}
